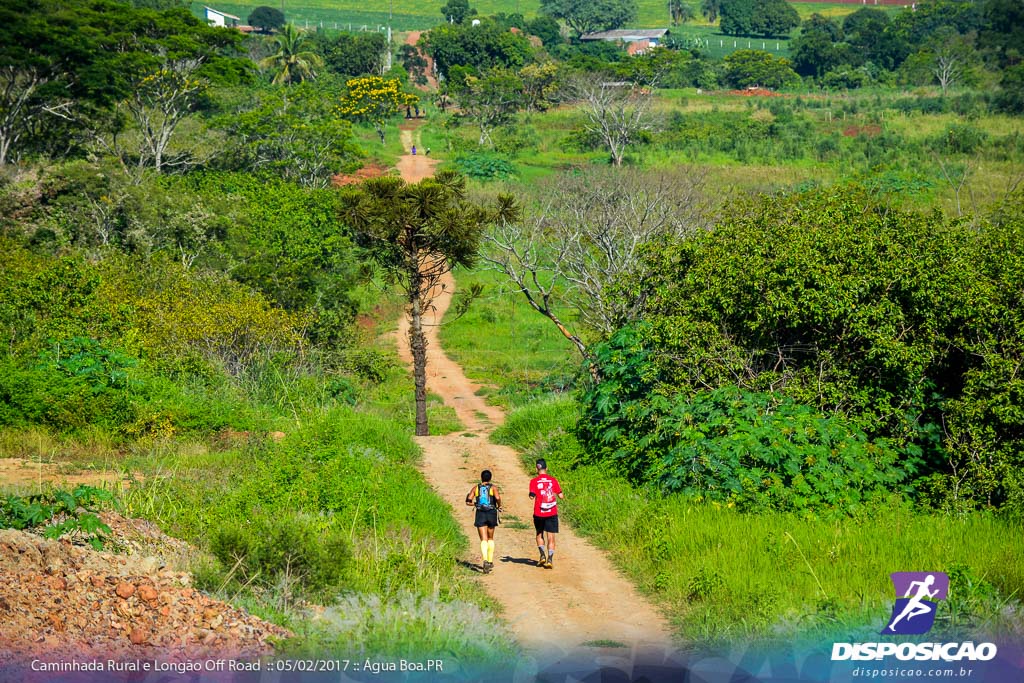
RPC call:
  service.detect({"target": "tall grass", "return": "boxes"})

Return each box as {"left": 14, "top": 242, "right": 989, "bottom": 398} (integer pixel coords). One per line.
{"left": 492, "top": 395, "right": 1024, "bottom": 644}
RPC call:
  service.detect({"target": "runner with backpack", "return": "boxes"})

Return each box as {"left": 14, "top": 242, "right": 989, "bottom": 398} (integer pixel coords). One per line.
{"left": 465, "top": 470, "right": 502, "bottom": 574}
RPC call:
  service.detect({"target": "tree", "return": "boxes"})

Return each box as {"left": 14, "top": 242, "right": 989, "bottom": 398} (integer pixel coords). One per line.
{"left": 791, "top": 15, "right": 846, "bottom": 79}
{"left": 527, "top": 15, "right": 564, "bottom": 47}
{"left": 215, "top": 84, "right": 358, "bottom": 188}
{"left": 539, "top": 0, "right": 638, "bottom": 38}
{"left": 92, "top": 57, "right": 208, "bottom": 178}
{"left": 422, "top": 19, "right": 533, "bottom": 79}
{"left": 720, "top": 0, "right": 798, "bottom": 38}
{"left": 569, "top": 73, "right": 658, "bottom": 166}
{"left": 440, "top": 0, "right": 477, "bottom": 24}
{"left": 520, "top": 61, "right": 561, "bottom": 115}
{"left": 483, "top": 167, "right": 708, "bottom": 359}
{"left": 259, "top": 24, "right": 324, "bottom": 85}
{"left": 248, "top": 6, "right": 285, "bottom": 33}
{"left": 310, "top": 31, "right": 387, "bottom": 79}
{"left": 994, "top": 64, "right": 1024, "bottom": 114}
{"left": 669, "top": 0, "right": 694, "bottom": 26}
{"left": 450, "top": 68, "right": 524, "bottom": 146}
{"left": 978, "top": 0, "right": 1024, "bottom": 67}
{"left": 398, "top": 44, "right": 429, "bottom": 85}
{"left": 701, "top": 0, "right": 721, "bottom": 23}
{"left": 338, "top": 172, "right": 517, "bottom": 435}
{"left": 0, "top": 65, "right": 73, "bottom": 166}
{"left": 842, "top": 8, "right": 897, "bottom": 69}
{"left": 723, "top": 50, "right": 800, "bottom": 89}
{"left": 930, "top": 28, "right": 979, "bottom": 95}
{"left": 0, "top": 0, "right": 249, "bottom": 162}
{"left": 338, "top": 75, "right": 418, "bottom": 143}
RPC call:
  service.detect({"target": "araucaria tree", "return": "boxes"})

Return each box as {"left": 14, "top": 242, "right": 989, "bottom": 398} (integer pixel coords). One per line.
{"left": 339, "top": 172, "right": 518, "bottom": 435}
{"left": 338, "top": 76, "right": 418, "bottom": 143}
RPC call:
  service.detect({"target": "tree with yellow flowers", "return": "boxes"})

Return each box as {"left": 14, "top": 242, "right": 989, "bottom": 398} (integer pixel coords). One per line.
{"left": 337, "top": 76, "right": 418, "bottom": 144}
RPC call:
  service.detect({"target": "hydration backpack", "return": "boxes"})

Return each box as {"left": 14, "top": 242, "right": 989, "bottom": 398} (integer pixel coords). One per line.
{"left": 476, "top": 483, "right": 496, "bottom": 510}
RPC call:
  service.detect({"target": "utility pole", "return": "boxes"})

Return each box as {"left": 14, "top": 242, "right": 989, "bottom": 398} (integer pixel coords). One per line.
{"left": 385, "top": 0, "right": 393, "bottom": 72}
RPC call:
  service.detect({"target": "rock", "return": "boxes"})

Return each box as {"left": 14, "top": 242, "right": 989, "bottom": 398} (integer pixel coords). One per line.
{"left": 269, "top": 431, "right": 286, "bottom": 441}
{"left": 129, "top": 627, "right": 148, "bottom": 645}
{"left": 115, "top": 582, "right": 136, "bottom": 599}
{"left": 138, "top": 585, "right": 158, "bottom": 602}
{"left": 48, "top": 576, "right": 68, "bottom": 590}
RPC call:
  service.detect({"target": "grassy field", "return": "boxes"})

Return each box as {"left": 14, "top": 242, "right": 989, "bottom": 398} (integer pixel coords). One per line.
{"left": 425, "top": 86, "right": 1024, "bottom": 216}
{"left": 496, "top": 398, "right": 1024, "bottom": 644}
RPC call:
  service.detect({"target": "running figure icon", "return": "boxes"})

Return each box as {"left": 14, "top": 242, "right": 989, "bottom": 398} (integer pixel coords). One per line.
{"left": 882, "top": 571, "right": 949, "bottom": 635}
{"left": 886, "top": 574, "right": 938, "bottom": 632}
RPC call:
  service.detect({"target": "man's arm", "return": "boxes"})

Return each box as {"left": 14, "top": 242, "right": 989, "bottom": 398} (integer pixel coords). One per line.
{"left": 465, "top": 486, "right": 476, "bottom": 506}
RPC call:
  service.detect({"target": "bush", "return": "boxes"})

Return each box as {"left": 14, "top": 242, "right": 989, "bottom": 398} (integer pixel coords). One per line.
{"left": 654, "top": 387, "right": 909, "bottom": 512}
{"left": 602, "top": 186, "right": 1024, "bottom": 512}
{"left": 453, "top": 153, "right": 516, "bottom": 181}
{"left": 211, "top": 513, "right": 351, "bottom": 597}
{"left": 0, "top": 339, "right": 138, "bottom": 431}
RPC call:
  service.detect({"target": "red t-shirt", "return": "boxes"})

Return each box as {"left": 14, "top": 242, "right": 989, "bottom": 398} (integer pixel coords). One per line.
{"left": 529, "top": 474, "right": 562, "bottom": 517}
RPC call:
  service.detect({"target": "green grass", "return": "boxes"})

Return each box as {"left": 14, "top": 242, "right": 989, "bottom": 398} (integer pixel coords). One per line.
{"left": 492, "top": 395, "right": 1024, "bottom": 644}
{"left": 0, "top": 311, "right": 496, "bottom": 661}
{"left": 436, "top": 90, "right": 1024, "bottom": 216}
{"left": 195, "top": 0, "right": 893, "bottom": 34}
{"left": 438, "top": 267, "right": 582, "bottom": 408}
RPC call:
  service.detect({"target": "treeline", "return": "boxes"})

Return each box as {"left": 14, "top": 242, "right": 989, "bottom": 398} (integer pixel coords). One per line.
{"left": 790, "top": 0, "right": 1023, "bottom": 101}
{"left": 411, "top": 0, "right": 1023, "bottom": 98}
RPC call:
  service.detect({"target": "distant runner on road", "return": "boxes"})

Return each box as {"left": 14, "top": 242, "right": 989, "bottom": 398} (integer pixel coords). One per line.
{"left": 529, "top": 458, "right": 564, "bottom": 569}
{"left": 466, "top": 470, "right": 502, "bottom": 574}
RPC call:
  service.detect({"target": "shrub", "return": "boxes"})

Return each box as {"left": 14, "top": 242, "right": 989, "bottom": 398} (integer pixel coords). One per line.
{"left": 211, "top": 513, "right": 351, "bottom": 597}
{"left": 0, "top": 486, "right": 113, "bottom": 550}
{"left": 453, "top": 153, "right": 516, "bottom": 181}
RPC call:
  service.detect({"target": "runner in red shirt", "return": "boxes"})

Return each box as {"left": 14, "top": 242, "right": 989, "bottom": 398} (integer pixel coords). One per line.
{"left": 528, "top": 458, "right": 564, "bottom": 569}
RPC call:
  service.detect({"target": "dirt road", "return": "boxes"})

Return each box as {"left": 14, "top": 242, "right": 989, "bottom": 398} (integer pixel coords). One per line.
{"left": 393, "top": 133, "right": 678, "bottom": 664}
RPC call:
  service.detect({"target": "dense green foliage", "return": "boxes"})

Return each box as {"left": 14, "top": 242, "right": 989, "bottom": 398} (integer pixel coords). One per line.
{"left": 490, "top": 395, "right": 1023, "bottom": 642}
{"left": 248, "top": 6, "right": 285, "bottom": 32}
{"left": 580, "top": 187, "right": 1024, "bottom": 513}
{"left": 422, "top": 18, "right": 534, "bottom": 78}
{"left": 719, "top": 0, "right": 799, "bottom": 38}
{"left": 580, "top": 330, "right": 911, "bottom": 512}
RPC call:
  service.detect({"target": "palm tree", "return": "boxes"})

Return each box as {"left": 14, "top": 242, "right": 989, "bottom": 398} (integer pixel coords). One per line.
{"left": 669, "top": 0, "right": 694, "bottom": 25}
{"left": 258, "top": 24, "right": 324, "bottom": 85}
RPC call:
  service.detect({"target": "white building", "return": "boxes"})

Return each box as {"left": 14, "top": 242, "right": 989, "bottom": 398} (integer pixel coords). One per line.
{"left": 204, "top": 6, "right": 241, "bottom": 27}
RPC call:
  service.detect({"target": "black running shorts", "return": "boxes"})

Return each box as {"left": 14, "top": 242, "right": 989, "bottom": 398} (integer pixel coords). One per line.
{"left": 533, "top": 514, "right": 558, "bottom": 534}
{"left": 475, "top": 508, "right": 499, "bottom": 528}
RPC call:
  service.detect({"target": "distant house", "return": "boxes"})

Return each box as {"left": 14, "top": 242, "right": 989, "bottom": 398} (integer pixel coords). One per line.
{"left": 204, "top": 6, "right": 241, "bottom": 27}
{"left": 580, "top": 28, "right": 669, "bottom": 53}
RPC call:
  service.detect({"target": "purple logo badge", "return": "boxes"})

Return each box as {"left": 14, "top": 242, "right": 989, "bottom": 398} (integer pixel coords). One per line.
{"left": 882, "top": 572, "right": 949, "bottom": 635}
